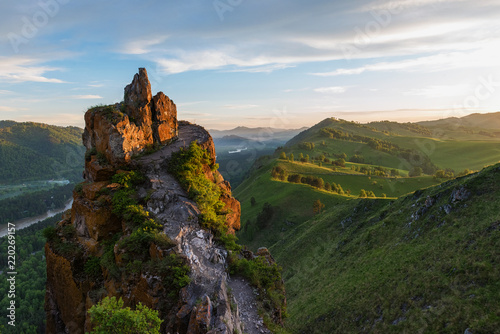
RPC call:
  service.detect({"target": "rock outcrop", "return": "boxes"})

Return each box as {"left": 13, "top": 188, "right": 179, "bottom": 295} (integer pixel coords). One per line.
{"left": 82, "top": 68, "right": 178, "bottom": 170}
{"left": 45, "top": 69, "right": 252, "bottom": 333}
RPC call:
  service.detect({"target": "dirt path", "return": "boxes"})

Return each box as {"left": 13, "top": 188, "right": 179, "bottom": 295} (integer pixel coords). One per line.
{"left": 229, "top": 276, "right": 271, "bottom": 334}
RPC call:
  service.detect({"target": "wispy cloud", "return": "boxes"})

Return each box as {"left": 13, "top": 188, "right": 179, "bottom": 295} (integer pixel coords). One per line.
{"left": 71, "top": 95, "right": 103, "bottom": 99}
{"left": 223, "top": 104, "right": 260, "bottom": 109}
{"left": 227, "top": 64, "right": 296, "bottom": 73}
{"left": 0, "top": 106, "right": 25, "bottom": 112}
{"left": 121, "top": 36, "right": 169, "bottom": 55}
{"left": 314, "top": 86, "right": 347, "bottom": 94}
{"left": 311, "top": 46, "right": 500, "bottom": 77}
{"left": 282, "top": 88, "right": 310, "bottom": 93}
{"left": 404, "top": 84, "right": 469, "bottom": 98}
{"left": 360, "top": 0, "right": 468, "bottom": 12}
{"left": 0, "top": 57, "right": 65, "bottom": 83}
{"left": 177, "top": 101, "right": 208, "bottom": 107}
{"left": 0, "top": 90, "right": 14, "bottom": 95}
{"left": 183, "top": 112, "right": 212, "bottom": 116}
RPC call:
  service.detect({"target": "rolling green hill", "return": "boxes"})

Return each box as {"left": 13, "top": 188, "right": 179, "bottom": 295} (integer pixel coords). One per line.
{"left": 233, "top": 115, "right": 500, "bottom": 333}
{"left": 235, "top": 115, "right": 500, "bottom": 250}
{"left": 237, "top": 159, "right": 500, "bottom": 333}
{"left": 0, "top": 121, "right": 85, "bottom": 183}
{"left": 284, "top": 117, "right": 500, "bottom": 173}
{"left": 270, "top": 163, "right": 500, "bottom": 333}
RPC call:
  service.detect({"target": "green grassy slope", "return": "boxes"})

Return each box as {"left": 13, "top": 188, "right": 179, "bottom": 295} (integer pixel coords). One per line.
{"left": 234, "top": 156, "right": 347, "bottom": 249}
{"left": 234, "top": 155, "right": 442, "bottom": 251}
{"left": 270, "top": 163, "right": 500, "bottom": 333}
{"left": 233, "top": 115, "right": 500, "bottom": 333}
{"left": 274, "top": 160, "right": 441, "bottom": 198}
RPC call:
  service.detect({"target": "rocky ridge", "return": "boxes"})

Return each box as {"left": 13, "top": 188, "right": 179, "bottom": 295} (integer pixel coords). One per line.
{"left": 45, "top": 69, "right": 272, "bottom": 333}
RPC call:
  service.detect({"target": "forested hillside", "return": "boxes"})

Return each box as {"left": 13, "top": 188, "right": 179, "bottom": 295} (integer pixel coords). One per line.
{"left": 0, "top": 214, "right": 62, "bottom": 333}
{"left": 0, "top": 121, "right": 84, "bottom": 183}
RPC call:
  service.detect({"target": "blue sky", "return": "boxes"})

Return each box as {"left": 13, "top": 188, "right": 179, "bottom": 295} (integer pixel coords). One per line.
{"left": 1, "top": 0, "right": 499, "bottom": 129}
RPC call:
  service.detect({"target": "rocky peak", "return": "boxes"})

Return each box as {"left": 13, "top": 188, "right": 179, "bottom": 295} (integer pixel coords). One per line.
{"left": 45, "top": 69, "right": 277, "bottom": 334}
{"left": 82, "top": 68, "right": 178, "bottom": 170}
{"left": 124, "top": 67, "right": 152, "bottom": 107}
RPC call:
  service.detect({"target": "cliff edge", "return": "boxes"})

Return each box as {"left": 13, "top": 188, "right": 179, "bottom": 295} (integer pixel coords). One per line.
{"left": 44, "top": 69, "right": 282, "bottom": 334}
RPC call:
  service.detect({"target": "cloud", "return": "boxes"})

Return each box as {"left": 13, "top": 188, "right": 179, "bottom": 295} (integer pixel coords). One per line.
{"left": 141, "top": 1, "right": 499, "bottom": 74}
{"left": 404, "top": 84, "right": 469, "bottom": 98}
{"left": 176, "top": 101, "right": 208, "bottom": 107}
{"left": 0, "top": 90, "right": 14, "bottom": 95}
{"left": 0, "top": 106, "right": 24, "bottom": 112}
{"left": 183, "top": 112, "right": 212, "bottom": 116}
{"left": 360, "top": 0, "right": 468, "bottom": 12}
{"left": 223, "top": 104, "right": 260, "bottom": 109}
{"left": 71, "top": 95, "right": 103, "bottom": 99}
{"left": 311, "top": 46, "right": 500, "bottom": 77}
{"left": 282, "top": 88, "right": 310, "bottom": 93}
{"left": 0, "top": 56, "right": 65, "bottom": 83}
{"left": 314, "top": 86, "right": 347, "bottom": 94}
{"left": 227, "top": 64, "right": 296, "bottom": 73}
{"left": 121, "top": 36, "right": 169, "bottom": 55}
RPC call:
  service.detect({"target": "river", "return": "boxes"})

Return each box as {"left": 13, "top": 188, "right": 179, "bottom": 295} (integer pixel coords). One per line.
{"left": 0, "top": 199, "right": 73, "bottom": 238}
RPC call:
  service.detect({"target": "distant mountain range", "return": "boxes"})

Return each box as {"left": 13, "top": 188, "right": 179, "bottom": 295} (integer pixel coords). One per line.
{"left": 418, "top": 111, "right": 500, "bottom": 130}
{"left": 209, "top": 126, "right": 308, "bottom": 142}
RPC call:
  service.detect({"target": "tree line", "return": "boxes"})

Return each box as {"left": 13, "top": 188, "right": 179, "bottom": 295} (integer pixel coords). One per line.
{"left": 271, "top": 166, "right": 347, "bottom": 195}
{"left": 318, "top": 128, "right": 438, "bottom": 174}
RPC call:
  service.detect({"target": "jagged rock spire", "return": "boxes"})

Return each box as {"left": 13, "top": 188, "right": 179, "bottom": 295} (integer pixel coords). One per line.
{"left": 124, "top": 67, "right": 152, "bottom": 107}
{"left": 82, "top": 68, "right": 178, "bottom": 173}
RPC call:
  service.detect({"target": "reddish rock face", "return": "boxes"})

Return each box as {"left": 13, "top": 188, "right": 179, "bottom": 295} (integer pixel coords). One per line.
{"left": 46, "top": 70, "right": 245, "bottom": 334}
{"left": 82, "top": 68, "right": 178, "bottom": 168}
{"left": 153, "top": 92, "right": 178, "bottom": 143}
{"left": 124, "top": 68, "right": 152, "bottom": 108}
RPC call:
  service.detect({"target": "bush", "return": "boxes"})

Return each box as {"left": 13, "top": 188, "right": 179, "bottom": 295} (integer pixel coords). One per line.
{"left": 298, "top": 142, "right": 315, "bottom": 150}
{"left": 42, "top": 226, "right": 57, "bottom": 242}
{"left": 96, "top": 152, "right": 108, "bottom": 165}
{"left": 256, "top": 203, "right": 274, "bottom": 229}
{"left": 229, "top": 255, "right": 286, "bottom": 320}
{"left": 85, "top": 147, "right": 97, "bottom": 161}
{"left": 74, "top": 183, "right": 84, "bottom": 196}
{"left": 84, "top": 256, "right": 102, "bottom": 279}
{"left": 88, "top": 297, "right": 162, "bottom": 334}
{"left": 168, "top": 141, "right": 232, "bottom": 244}
{"left": 101, "top": 238, "right": 121, "bottom": 280}
{"left": 409, "top": 167, "right": 423, "bottom": 177}
{"left": 143, "top": 254, "right": 191, "bottom": 293}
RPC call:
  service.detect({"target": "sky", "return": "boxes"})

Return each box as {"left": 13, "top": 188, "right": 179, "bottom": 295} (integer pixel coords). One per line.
{"left": 0, "top": 0, "right": 500, "bottom": 130}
